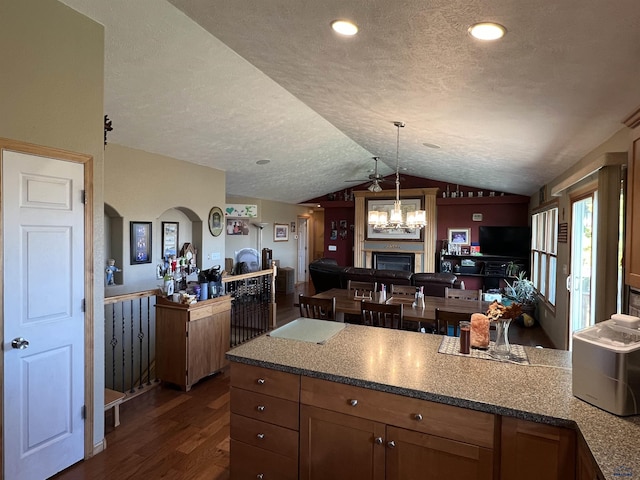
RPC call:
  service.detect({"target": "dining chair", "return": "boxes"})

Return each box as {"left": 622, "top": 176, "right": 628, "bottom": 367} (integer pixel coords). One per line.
{"left": 361, "top": 301, "right": 403, "bottom": 329}
{"left": 435, "top": 308, "right": 471, "bottom": 337}
{"left": 298, "top": 294, "right": 336, "bottom": 321}
{"left": 347, "top": 280, "right": 377, "bottom": 297}
{"left": 445, "top": 287, "right": 482, "bottom": 301}
{"left": 390, "top": 284, "right": 417, "bottom": 297}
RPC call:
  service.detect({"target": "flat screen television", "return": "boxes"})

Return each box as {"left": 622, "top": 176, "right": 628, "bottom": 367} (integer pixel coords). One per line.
{"left": 479, "top": 226, "right": 531, "bottom": 258}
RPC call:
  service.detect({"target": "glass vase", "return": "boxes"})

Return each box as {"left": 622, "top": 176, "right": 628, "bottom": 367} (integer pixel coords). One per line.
{"left": 491, "top": 318, "right": 512, "bottom": 359}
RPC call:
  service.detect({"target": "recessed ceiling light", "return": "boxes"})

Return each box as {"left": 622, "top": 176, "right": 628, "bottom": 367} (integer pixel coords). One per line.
{"left": 423, "top": 142, "right": 441, "bottom": 149}
{"left": 256, "top": 159, "right": 270, "bottom": 165}
{"left": 331, "top": 20, "right": 358, "bottom": 36}
{"left": 468, "top": 22, "right": 506, "bottom": 41}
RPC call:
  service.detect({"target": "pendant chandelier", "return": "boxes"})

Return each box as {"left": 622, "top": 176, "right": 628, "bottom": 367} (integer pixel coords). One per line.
{"left": 367, "top": 121, "right": 427, "bottom": 231}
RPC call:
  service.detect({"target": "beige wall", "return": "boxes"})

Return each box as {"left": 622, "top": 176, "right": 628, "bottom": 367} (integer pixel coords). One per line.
{"left": 104, "top": 144, "right": 226, "bottom": 291}
{"left": 532, "top": 127, "right": 629, "bottom": 348}
{"left": 226, "top": 195, "right": 312, "bottom": 274}
{"left": 0, "top": 0, "right": 105, "bottom": 447}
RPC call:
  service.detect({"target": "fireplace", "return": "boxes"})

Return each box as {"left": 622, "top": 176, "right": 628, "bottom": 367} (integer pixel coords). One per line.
{"left": 372, "top": 252, "right": 415, "bottom": 272}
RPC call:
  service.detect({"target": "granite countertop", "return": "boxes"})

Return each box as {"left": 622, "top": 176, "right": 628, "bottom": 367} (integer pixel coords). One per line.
{"left": 227, "top": 322, "right": 640, "bottom": 480}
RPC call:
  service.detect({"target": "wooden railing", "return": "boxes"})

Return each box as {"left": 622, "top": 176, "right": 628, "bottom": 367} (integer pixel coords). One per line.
{"left": 224, "top": 263, "right": 277, "bottom": 346}
{"left": 103, "top": 264, "right": 277, "bottom": 398}
{"left": 104, "top": 289, "right": 158, "bottom": 397}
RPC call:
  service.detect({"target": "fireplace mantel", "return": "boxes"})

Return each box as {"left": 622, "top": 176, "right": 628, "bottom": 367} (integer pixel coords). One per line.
{"left": 353, "top": 188, "right": 438, "bottom": 272}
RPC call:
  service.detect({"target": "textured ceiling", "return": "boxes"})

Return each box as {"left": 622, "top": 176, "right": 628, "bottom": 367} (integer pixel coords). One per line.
{"left": 60, "top": 0, "right": 640, "bottom": 204}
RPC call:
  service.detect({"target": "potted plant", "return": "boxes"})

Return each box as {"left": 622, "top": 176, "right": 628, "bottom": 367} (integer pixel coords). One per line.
{"left": 503, "top": 271, "right": 537, "bottom": 326}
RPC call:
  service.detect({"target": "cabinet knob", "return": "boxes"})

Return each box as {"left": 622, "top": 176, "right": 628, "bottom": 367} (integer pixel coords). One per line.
{"left": 257, "top": 378, "right": 265, "bottom": 385}
{"left": 257, "top": 405, "right": 265, "bottom": 412}
{"left": 257, "top": 433, "right": 265, "bottom": 440}
{"left": 257, "top": 474, "right": 264, "bottom": 479}
{"left": 414, "top": 413, "right": 423, "bottom": 421}
{"left": 349, "top": 399, "right": 358, "bottom": 407}
{"left": 387, "top": 440, "right": 396, "bottom": 448}
{"left": 374, "top": 436, "right": 384, "bottom": 445}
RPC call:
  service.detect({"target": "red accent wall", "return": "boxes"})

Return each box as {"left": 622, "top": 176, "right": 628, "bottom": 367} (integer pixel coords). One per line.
{"left": 436, "top": 197, "right": 529, "bottom": 248}
{"left": 306, "top": 177, "right": 530, "bottom": 268}
{"left": 322, "top": 206, "right": 354, "bottom": 266}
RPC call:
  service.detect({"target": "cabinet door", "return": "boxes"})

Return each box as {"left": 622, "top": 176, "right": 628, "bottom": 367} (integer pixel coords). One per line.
{"left": 211, "top": 308, "right": 230, "bottom": 371}
{"left": 576, "top": 435, "right": 604, "bottom": 480}
{"left": 626, "top": 130, "right": 640, "bottom": 288}
{"left": 187, "top": 315, "right": 216, "bottom": 386}
{"left": 386, "top": 426, "right": 493, "bottom": 480}
{"left": 300, "top": 405, "right": 385, "bottom": 480}
{"left": 155, "top": 308, "right": 187, "bottom": 387}
{"left": 501, "top": 417, "right": 575, "bottom": 480}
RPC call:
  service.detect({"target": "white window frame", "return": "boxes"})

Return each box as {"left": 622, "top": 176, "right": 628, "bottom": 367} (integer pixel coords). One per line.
{"left": 531, "top": 207, "right": 558, "bottom": 306}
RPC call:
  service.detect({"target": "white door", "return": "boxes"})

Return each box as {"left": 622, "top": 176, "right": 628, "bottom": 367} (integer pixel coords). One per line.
{"left": 297, "top": 217, "right": 309, "bottom": 283}
{"left": 568, "top": 193, "right": 597, "bottom": 349}
{"left": 3, "top": 150, "right": 85, "bottom": 479}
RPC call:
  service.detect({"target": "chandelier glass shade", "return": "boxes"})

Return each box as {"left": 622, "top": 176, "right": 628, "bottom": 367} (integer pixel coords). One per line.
{"left": 368, "top": 122, "right": 427, "bottom": 231}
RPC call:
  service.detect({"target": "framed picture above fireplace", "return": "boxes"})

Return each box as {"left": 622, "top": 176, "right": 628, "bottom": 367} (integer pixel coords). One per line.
{"left": 366, "top": 198, "right": 424, "bottom": 240}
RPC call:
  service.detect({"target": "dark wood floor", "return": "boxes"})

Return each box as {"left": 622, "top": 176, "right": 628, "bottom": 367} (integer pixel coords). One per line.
{"left": 53, "top": 282, "right": 553, "bottom": 479}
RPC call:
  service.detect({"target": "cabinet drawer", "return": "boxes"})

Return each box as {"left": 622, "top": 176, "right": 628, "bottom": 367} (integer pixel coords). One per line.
{"left": 231, "top": 362, "right": 300, "bottom": 401}
{"left": 230, "top": 439, "right": 298, "bottom": 480}
{"left": 231, "top": 387, "right": 299, "bottom": 430}
{"left": 231, "top": 413, "right": 298, "bottom": 459}
{"left": 301, "top": 376, "right": 494, "bottom": 448}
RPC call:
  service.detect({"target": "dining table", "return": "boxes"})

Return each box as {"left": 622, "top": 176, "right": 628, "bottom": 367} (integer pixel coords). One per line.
{"left": 312, "top": 287, "right": 492, "bottom": 327}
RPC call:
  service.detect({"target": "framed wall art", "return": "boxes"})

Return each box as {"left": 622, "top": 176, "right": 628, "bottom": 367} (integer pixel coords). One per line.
{"left": 366, "top": 198, "right": 423, "bottom": 240}
{"left": 447, "top": 227, "right": 471, "bottom": 246}
{"left": 226, "top": 218, "right": 249, "bottom": 235}
{"left": 274, "top": 223, "right": 289, "bottom": 242}
{"left": 208, "top": 206, "right": 224, "bottom": 237}
{"left": 130, "top": 221, "right": 152, "bottom": 264}
{"left": 161, "top": 221, "right": 179, "bottom": 258}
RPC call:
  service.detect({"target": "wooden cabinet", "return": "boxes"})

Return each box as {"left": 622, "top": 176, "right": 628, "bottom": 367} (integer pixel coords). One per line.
{"left": 500, "top": 416, "right": 575, "bottom": 480}
{"left": 625, "top": 116, "right": 640, "bottom": 289}
{"left": 299, "top": 376, "right": 495, "bottom": 480}
{"left": 576, "top": 435, "right": 604, "bottom": 480}
{"left": 155, "top": 295, "right": 231, "bottom": 391}
{"left": 230, "top": 362, "right": 300, "bottom": 480}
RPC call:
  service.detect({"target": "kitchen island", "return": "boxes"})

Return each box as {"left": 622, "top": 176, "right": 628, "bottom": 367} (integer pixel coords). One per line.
{"left": 226, "top": 320, "right": 640, "bottom": 480}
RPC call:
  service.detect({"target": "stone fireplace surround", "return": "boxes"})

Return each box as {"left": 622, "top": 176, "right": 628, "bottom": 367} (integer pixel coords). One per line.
{"left": 353, "top": 188, "right": 438, "bottom": 273}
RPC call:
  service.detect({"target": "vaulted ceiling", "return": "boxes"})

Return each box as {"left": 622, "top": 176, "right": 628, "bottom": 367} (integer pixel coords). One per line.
{"left": 60, "top": 0, "right": 640, "bottom": 204}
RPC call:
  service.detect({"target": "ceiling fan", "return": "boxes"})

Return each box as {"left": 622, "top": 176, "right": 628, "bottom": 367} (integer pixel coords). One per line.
{"left": 345, "top": 157, "right": 389, "bottom": 192}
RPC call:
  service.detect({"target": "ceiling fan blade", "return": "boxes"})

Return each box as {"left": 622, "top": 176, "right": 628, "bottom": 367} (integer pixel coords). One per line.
{"left": 344, "top": 178, "right": 369, "bottom": 183}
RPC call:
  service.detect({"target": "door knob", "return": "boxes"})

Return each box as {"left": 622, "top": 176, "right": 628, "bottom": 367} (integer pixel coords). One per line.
{"left": 11, "top": 337, "right": 29, "bottom": 349}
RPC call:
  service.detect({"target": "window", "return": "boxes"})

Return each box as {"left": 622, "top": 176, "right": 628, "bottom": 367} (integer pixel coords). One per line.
{"left": 531, "top": 207, "right": 558, "bottom": 305}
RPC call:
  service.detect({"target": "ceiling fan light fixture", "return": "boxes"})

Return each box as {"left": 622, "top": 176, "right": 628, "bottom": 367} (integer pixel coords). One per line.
{"left": 331, "top": 20, "right": 358, "bottom": 36}
{"left": 468, "top": 22, "right": 506, "bottom": 41}
{"left": 368, "top": 181, "right": 382, "bottom": 193}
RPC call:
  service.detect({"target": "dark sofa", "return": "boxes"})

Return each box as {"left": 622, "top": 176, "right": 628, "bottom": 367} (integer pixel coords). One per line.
{"left": 309, "top": 258, "right": 458, "bottom": 296}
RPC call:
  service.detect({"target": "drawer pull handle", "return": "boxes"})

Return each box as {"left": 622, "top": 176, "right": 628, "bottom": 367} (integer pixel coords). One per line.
{"left": 257, "top": 474, "right": 264, "bottom": 479}
{"left": 257, "top": 378, "right": 265, "bottom": 385}
{"left": 387, "top": 440, "right": 396, "bottom": 448}
{"left": 257, "top": 405, "right": 266, "bottom": 412}
{"left": 374, "top": 436, "right": 384, "bottom": 445}
{"left": 414, "top": 413, "right": 423, "bottom": 421}
{"left": 257, "top": 433, "right": 265, "bottom": 440}
{"left": 349, "top": 399, "right": 358, "bottom": 407}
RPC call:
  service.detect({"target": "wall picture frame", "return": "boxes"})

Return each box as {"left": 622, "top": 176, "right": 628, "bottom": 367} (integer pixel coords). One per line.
{"left": 274, "top": 223, "right": 289, "bottom": 242}
{"left": 208, "top": 206, "right": 224, "bottom": 237}
{"left": 161, "top": 221, "right": 179, "bottom": 259}
{"left": 130, "top": 221, "right": 152, "bottom": 264}
{"left": 448, "top": 227, "right": 471, "bottom": 246}
{"left": 366, "top": 198, "right": 423, "bottom": 240}
{"left": 226, "top": 218, "right": 249, "bottom": 235}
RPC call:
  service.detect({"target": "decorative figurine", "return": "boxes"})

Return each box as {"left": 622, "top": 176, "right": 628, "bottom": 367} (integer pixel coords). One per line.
{"left": 105, "top": 258, "right": 121, "bottom": 285}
